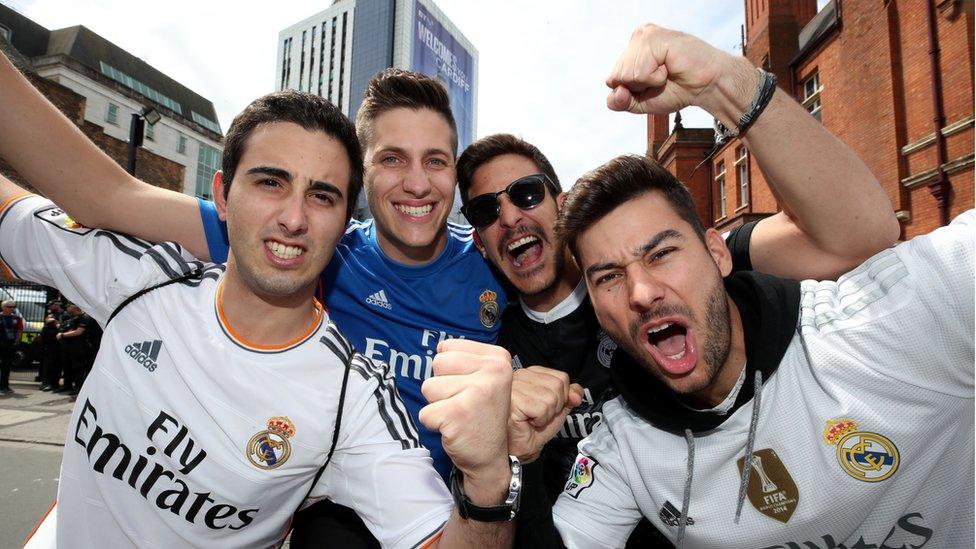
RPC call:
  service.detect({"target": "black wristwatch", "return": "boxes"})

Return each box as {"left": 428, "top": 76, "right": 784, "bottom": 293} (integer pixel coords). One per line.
{"left": 450, "top": 455, "right": 522, "bottom": 521}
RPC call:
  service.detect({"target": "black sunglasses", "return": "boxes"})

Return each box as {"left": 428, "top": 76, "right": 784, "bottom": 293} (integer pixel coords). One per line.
{"left": 461, "top": 174, "right": 553, "bottom": 228}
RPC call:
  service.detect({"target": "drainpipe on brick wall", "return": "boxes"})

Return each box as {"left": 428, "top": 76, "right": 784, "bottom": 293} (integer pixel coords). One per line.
{"left": 925, "top": 0, "right": 951, "bottom": 226}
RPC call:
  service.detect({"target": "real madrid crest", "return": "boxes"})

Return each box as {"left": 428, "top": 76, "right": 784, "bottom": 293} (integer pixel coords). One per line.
{"left": 479, "top": 289, "right": 500, "bottom": 328}
{"left": 823, "top": 417, "right": 899, "bottom": 483}
{"left": 247, "top": 416, "right": 295, "bottom": 470}
{"left": 596, "top": 330, "right": 617, "bottom": 368}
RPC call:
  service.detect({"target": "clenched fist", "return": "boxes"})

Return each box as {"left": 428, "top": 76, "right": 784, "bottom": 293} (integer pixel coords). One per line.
{"left": 419, "top": 339, "right": 512, "bottom": 502}
{"left": 606, "top": 23, "right": 759, "bottom": 126}
{"left": 509, "top": 366, "right": 584, "bottom": 463}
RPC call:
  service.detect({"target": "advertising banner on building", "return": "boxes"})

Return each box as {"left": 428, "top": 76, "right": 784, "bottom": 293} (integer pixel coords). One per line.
{"left": 411, "top": 1, "right": 475, "bottom": 150}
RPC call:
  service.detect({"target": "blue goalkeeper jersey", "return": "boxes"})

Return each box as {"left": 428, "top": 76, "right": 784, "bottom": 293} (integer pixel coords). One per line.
{"left": 199, "top": 200, "right": 508, "bottom": 480}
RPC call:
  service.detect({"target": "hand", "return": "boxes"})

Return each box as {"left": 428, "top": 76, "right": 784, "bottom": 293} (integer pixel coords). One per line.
{"left": 606, "top": 23, "right": 757, "bottom": 121}
{"left": 56, "top": 333, "right": 62, "bottom": 340}
{"left": 509, "top": 366, "right": 584, "bottom": 463}
{"left": 419, "top": 339, "right": 513, "bottom": 502}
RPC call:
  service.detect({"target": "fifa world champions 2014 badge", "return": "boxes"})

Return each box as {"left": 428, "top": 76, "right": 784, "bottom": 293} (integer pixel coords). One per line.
{"left": 564, "top": 454, "right": 598, "bottom": 499}
{"left": 823, "top": 417, "right": 900, "bottom": 482}
{"left": 247, "top": 416, "right": 296, "bottom": 470}
{"left": 479, "top": 289, "right": 499, "bottom": 328}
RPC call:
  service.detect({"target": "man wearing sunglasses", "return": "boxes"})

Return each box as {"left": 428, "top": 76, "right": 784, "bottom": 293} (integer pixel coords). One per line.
{"left": 456, "top": 21, "right": 898, "bottom": 547}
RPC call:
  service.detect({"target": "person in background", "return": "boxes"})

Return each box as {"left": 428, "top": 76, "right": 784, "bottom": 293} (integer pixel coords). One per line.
{"left": 54, "top": 302, "right": 91, "bottom": 396}
{"left": 0, "top": 298, "right": 24, "bottom": 395}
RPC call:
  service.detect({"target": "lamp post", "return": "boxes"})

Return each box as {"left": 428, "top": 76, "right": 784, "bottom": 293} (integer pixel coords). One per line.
{"left": 126, "top": 106, "right": 161, "bottom": 175}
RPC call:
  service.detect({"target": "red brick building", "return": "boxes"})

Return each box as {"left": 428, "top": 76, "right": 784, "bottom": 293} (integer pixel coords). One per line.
{"left": 651, "top": 0, "right": 974, "bottom": 239}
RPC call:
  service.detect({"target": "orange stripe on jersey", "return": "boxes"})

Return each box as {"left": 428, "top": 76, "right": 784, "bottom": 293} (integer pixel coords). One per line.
{"left": 416, "top": 528, "right": 444, "bottom": 549}
{"left": 215, "top": 280, "right": 324, "bottom": 352}
{"left": 22, "top": 498, "right": 56, "bottom": 546}
{"left": 0, "top": 193, "right": 35, "bottom": 278}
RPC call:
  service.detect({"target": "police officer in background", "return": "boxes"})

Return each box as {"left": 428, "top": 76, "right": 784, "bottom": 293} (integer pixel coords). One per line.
{"left": 0, "top": 299, "right": 24, "bottom": 395}
{"left": 55, "top": 302, "right": 92, "bottom": 396}
{"left": 40, "top": 300, "right": 68, "bottom": 391}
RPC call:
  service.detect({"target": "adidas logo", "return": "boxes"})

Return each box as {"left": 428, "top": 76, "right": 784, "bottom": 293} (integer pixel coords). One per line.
{"left": 659, "top": 500, "right": 695, "bottom": 527}
{"left": 124, "top": 340, "right": 161, "bottom": 372}
{"left": 365, "top": 289, "right": 392, "bottom": 310}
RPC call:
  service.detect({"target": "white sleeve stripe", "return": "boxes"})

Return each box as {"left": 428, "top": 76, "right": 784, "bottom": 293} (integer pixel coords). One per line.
{"left": 349, "top": 356, "right": 422, "bottom": 449}
{"left": 158, "top": 242, "right": 195, "bottom": 274}
{"left": 319, "top": 333, "right": 352, "bottom": 365}
{"left": 354, "top": 356, "right": 422, "bottom": 444}
{"left": 92, "top": 231, "right": 146, "bottom": 260}
{"left": 324, "top": 325, "right": 354, "bottom": 361}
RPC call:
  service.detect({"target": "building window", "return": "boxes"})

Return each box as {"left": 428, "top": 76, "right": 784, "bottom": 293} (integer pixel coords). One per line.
{"left": 0, "top": 24, "right": 10, "bottom": 42}
{"left": 802, "top": 71, "right": 822, "bottom": 122}
{"left": 715, "top": 161, "right": 727, "bottom": 219}
{"left": 299, "top": 30, "right": 306, "bottom": 92}
{"left": 195, "top": 143, "right": 222, "bottom": 200}
{"left": 99, "top": 62, "right": 183, "bottom": 114}
{"left": 145, "top": 121, "right": 155, "bottom": 141}
{"left": 734, "top": 146, "right": 749, "bottom": 208}
{"left": 177, "top": 133, "right": 187, "bottom": 154}
{"left": 338, "top": 12, "right": 348, "bottom": 109}
{"left": 106, "top": 103, "right": 119, "bottom": 126}
{"left": 191, "top": 111, "right": 221, "bottom": 134}
{"left": 328, "top": 18, "right": 337, "bottom": 102}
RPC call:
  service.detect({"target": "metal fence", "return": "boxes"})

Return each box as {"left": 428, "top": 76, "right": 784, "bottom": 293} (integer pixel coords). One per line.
{"left": 0, "top": 281, "right": 59, "bottom": 340}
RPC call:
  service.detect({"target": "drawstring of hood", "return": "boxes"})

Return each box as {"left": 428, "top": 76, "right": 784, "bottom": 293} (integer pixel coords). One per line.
{"left": 734, "top": 370, "right": 764, "bottom": 523}
{"left": 674, "top": 370, "right": 763, "bottom": 549}
{"left": 675, "top": 429, "right": 695, "bottom": 548}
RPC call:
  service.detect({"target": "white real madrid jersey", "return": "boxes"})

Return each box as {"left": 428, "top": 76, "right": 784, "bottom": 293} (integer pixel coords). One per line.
{"left": 552, "top": 210, "right": 975, "bottom": 548}
{"left": 1, "top": 195, "right": 452, "bottom": 548}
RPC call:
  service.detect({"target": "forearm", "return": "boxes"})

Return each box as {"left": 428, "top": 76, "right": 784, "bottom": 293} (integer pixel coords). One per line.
{"left": 0, "top": 51, "right": 137, "bottom": 227}
{"left": 704, "top": 56, "right": 898, "bottom": 266}
{"left": 0, "top": 51, "right": 212, "bottom": 260}
{"left": 436, "top": 466, "right": 514, "bottom": 548}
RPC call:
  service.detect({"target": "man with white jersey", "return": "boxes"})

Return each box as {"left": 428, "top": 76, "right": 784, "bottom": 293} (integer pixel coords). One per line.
{"left": 0, "top": 59, "right": 506, "bottom": 486}
{"left": 509, "top": 24, "right": 973, "bottom": 549}
{"left": 1, "top": 85, "right": 524, "bottom": 547}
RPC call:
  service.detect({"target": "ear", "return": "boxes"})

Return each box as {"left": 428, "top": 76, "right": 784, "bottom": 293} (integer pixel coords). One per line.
{"left": 556, "top": 192, "right": 567, "bottom": 210}
{"left": 212, "top": 171, "right": 228, "bottom": 221}
{"left": 472, "top": 229, "right": 487, "bottom": 258}
{"left": 704, "top": 228, "right": 733, "bottom": 277}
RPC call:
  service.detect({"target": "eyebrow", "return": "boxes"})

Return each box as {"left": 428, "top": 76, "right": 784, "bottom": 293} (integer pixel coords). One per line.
{"left": 309, "top": 180, "right": 344, "bottom": 200}
{"left": 584, "top": 229, "right": 682, "bottom": 278}
{"left": 247, "top": 166, "right": 343, "bottom": 199}
{"left": 375, "top": 146, "right": 452, "bottom": 158}
{"left": 246, "top": 166, "right": 292, "bottom": 181}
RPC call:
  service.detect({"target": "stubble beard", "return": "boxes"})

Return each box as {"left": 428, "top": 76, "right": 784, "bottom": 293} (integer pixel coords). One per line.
{"left": 620, "top": 278, "right": 732, "bottom": 396}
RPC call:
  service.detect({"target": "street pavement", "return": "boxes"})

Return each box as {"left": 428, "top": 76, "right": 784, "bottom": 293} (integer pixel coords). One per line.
{"left": 0, "top": 370, "right": 72, "bottom": 547}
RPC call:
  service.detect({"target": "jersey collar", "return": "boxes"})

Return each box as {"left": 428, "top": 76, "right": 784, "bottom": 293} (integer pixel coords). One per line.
{"left": 518, "top": 277, "right": 588, "bottom": 324}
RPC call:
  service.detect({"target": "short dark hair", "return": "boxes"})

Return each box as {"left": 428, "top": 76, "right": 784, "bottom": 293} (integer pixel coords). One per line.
{"left": 221, "top": 90, "right": 364, "bottom": 222}
{"left": 456, "top": 133, "right": 561, "bottom": 203}
{"left": 556, "top": 154, "right": 705, "bottom": 260}
{"left": 356, "top": 68, "right": 458, "bottom": 155}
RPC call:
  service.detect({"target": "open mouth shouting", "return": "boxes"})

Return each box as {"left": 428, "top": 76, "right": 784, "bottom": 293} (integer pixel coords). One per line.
{"left": 643, "top": 318, "right": 698, "bottom": 376}
{"left": 505, "top": 234, "right": 544, "bottom": 269}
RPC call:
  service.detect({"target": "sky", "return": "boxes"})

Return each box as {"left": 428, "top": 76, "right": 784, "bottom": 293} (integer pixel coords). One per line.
{"left": 7, "top": 0, "right": 755, "bottom": 188}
